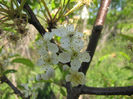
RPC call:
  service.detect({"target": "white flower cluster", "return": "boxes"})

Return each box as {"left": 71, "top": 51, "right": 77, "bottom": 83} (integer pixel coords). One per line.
{"left": 21, "top": 83, "right": 44, "bottom": 98}
{"left": 36, "top": 25, "right": 90, "bottom": 87}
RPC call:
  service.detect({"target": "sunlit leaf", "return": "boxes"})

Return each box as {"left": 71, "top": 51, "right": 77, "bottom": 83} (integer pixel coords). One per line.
{"left": 127, "top": 76, "right": 133, "bottom": 80}
{"left": 119, "top": 52, "right": 131, "bottom": 61}
{"left": 119, "top": 34, "right": 133, "bottom": 42}
{"left": 11, "top": 58, "right": 34, "bottom": 68}
{"left": 93, "top": 0, "right": 98, "bottom": 7}
{"left": 0, "top": 46, "right": 3, "bottom": 54}
{"left": 60, "top": 87, "right": 66, "bottom": 96}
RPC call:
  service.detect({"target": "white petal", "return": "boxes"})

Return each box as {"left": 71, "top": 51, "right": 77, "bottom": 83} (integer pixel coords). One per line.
{"left": 63, "top": 65, "right": 70, "bottom": 71}
{"left": 60, "top": 37, "right": 70, "bottom": 49}
{"left": 65, "top": 75, "right": 71, "bottom": 82}
{"left": 70, "top": 58, "right": 81, "bottom": 71}
{"left": 58, "top": 52, "right": 71, "bottom": 63}
{"left": 36, "top": 40, "right": 43, "bottom": 46}
{"left": 47, "top": 42, "right": 59, "bottom": 53}
{"left": 46, "top": 67, "right": 55, "bottom": 79}
{"left": 66, "top": 25, "right": 74, "bottom": 32}
{"left": 38, "top": 47, "right": 47, "bottom": 56}
{"left": 51, "top": 53, "right": 59, "bottom": 64}
{"left": 53, "top": 27, "right": 67, "bottom": 37}
{"left": 43, "top": 32, "right": 53, "bottom": 40}
{"left": 69, "top": 71, "right": 85, "bottom": 87}
{"left": 74, "top": 32, "right": 83, "bottom": 39}
{"left": 24, "top": 92, "right": 29, "bottom": 98}
{"left": 80, "top": 52, "right": 90, "bottom": 62}
{"left": 41, "top": 66, "right": 49, "bottom": 71}
{"left": 36, "top": 74, "right": 41, "bottom": 81}
{"left": 71, "top": 38, "right": 84, "bottom": 51}
{"left": 36, "top": 58, "right": 45, "bottom": 66}
{"left": 71, "top": 81, "right": 79, "bottom": 87}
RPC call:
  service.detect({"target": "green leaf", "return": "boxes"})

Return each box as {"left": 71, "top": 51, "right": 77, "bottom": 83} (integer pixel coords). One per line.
{"left": 11, "top": 58, "right": 34, "bottom": 68}
{"left": 119, "top": 52, "right": 131, "bottom": 61}
{"left": 60, "top": 87, "right": 66, "bottom": 96}
{"left": 0, "top": 46, "right": 3, "bottom": 54}
{"left": 127, "top": 76, "right": 133, "bottom": 80}
{"left": 93, "top": 0, "right": 98, "bottom": 7}
{"left": 3, "top": 69, "right": 17, "bottom": 75}
{"left": 95, "top": 54, "right": 110, "bottom": 66}
{"left": 119, "top": 34, "right": 133, "bottom": 42}
{"left": 122, "top": 66, "right": 133, "bottom": 70}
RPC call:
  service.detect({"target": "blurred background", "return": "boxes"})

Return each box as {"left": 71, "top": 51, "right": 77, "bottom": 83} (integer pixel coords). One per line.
{"left": 0, "top": 0, "right": 133, "bottom": 99}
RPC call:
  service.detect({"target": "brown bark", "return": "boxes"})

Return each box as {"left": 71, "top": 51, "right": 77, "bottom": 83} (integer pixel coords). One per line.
{"left": 79, "top": 0, "right": 112, "bottom": 75}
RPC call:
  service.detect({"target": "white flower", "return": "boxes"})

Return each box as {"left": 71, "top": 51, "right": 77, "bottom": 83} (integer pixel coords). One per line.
{"left": 37, "top": 52, "right": 58, "bottom": 67}
{"left": 43, "top": 32, "right": 54, "bottom": 41}
{"left": 51, "top": 25, "right": 85, "bottom": 52}
{"left": 58, "top": 52, "right": 71, "bottom": 63}
{"left": 36, "top": 39, "right": 43, "bottom": 47}
{"left": 70, "top": 58, "right": 81, "bottom": 71}
{"left": 50, "top": 53, "right": 59, "bottom": 64}
{"left": 66, "top": 25, "right": 75, "bottom": 33}
{"left": 36, "top": 74, "right": 41, "bottom": 81}
{"left": 73, "top": 31, "right": 83, "bottom": 39}
{"left": 47, "top": 42, "right": 59, "bottom": 53}
{"left": 70, "top": 50, "right": 90, "bottom": 63}
{"left": 41, "top": 73, "right": 48, "bottom": 80}
{"left": 38, "top": 47, "right": 47, "bottom": 56}
{"left": 65, "top": 50, "right": 90, "bottom": 71}
{"left": 36, "top": 58, "right": 45, "bottom": 66}
{"left": 65, "top": 70, "right": 85, "bottom": 87}
{"left": 81, "top": 5, "right": 89, "bottom": 19}
{"left": 35, "top": 24, "right": 90, "bottom": 85}
{"left": 60, "top": 37, "right": 70, "bottom": 49}
{"left": 38, "top": 41, "right": 59, "bottom": 54}
{"left": 71, "top": 38, "right": 84, "bottom": 51}
{"left": 43, "top": 53, "right": 59, "bottom": 66}
{"left": 41, "top": 67, "right": 55, "bottom": 80}
{"left": 79, "top": 51, "right": 91, "bottom": 62}
{"left": 46, "top": 67, "right": 55, "bottom": 79}
{"left": 52, "top": 25, "right": 74, "bottom": 48}
{"left": 63, "top": 65, "right": 70, "bottom": 71}
{"left": 22, "top": 89, "right": 32, "bottom": 98}
{"left": 21, "top": 83, "right": 32, "bottom": 98}
{"left": 52, "top": 26, "right": 68, "bottom": 37}
{"left": 37, "top": 38, "right": 59, "bottom": 57}
{"left": 21, "top": 84, "right": 29, "bottom": 90}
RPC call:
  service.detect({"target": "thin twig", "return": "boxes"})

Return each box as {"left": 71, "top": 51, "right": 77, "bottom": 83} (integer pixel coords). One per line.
{"left": 17, "top": 0, "right": 46, "bottom": 36}
{"left": 41, "top": 0, "right": 52, "bottom": 20}
{"left": 0, "top": 75, "right": 30, "bottom": 99}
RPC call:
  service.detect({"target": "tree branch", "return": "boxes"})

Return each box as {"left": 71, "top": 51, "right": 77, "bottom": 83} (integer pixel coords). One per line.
{"left": 17, "top": 0, "right": 46, "bottom": 36}
{"left": 80, "top": 85, "right": 133, "bottom": 96}
{"left": 0, "top": 75, "right": 30, "bottom": 99}
{"left": 66, "top": 82, "right": 80, "bottom": 99}
{"left": 79, "top": 0, "right": 112, "bottom": 74}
